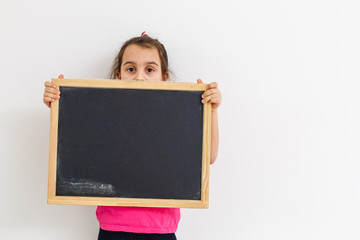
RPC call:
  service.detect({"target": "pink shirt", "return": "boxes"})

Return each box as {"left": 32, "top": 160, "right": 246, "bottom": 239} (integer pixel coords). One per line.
{"left": 96, "top": 206, "right": 181, "bottom": 234}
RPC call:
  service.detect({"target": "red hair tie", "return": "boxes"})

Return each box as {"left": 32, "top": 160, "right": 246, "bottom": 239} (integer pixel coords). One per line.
{"left": 141, "top": 31, "right": 149, "bottom": 37}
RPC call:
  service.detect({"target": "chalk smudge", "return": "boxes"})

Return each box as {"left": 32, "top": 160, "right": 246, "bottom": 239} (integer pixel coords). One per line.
{"left": 56, "top": 180, "right": 115, "bottom": 197}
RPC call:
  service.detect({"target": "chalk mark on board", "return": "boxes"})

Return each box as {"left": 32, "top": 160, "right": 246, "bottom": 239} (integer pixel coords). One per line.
{"left": 56, "top": 180, "right": 115, "bottom": 196}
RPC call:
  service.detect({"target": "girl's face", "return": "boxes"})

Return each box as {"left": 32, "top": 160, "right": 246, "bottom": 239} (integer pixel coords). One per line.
{"left": 117, "top": 44, "right": 167, "bottom": 82}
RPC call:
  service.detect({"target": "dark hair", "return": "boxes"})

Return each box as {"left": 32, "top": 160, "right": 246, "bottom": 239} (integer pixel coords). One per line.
{"left": 109, "top": 35, "right": 169, "bottom": 80}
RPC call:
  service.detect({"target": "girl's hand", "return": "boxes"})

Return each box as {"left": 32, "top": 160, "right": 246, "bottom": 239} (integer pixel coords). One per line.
{"left": 197, "top": 79, "right": 222, "bottom": 110}
{"left": 43, "top": 74, "right": 63, "bottom": 108}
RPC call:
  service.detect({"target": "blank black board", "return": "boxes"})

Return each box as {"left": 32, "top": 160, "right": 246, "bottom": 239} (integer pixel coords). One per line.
{"left": 55, "top": 86, "right": 204, "bottom": 201}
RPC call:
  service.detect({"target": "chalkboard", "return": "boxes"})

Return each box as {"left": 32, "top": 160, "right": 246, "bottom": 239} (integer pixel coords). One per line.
{"left": 48, "top": 79, "right": 211, "bottom": 208}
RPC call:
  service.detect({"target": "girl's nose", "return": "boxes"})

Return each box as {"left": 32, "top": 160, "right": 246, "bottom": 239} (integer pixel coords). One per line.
{"left": 135, "top": 72, "right": 145, "bottom": 81}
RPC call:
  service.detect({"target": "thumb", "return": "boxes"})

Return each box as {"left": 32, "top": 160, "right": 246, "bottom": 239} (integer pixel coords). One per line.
{"left": 58, "top": 74, "right": 64, "bottom": 79}
{"left": 197, "top": 79, "right": 203, "bottom": 84}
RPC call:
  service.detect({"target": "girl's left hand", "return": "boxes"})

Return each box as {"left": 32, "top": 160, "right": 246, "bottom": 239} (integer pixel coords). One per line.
{"left": 197, "top": 79, "right": 222, "bottom": 110}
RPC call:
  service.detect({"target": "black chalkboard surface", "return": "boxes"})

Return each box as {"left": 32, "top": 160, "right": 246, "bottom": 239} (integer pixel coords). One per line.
{"left": 48, "top": 79, "right": 211, "bottom": 208}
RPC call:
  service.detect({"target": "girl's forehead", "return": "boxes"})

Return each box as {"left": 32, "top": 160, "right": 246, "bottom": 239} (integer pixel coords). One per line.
{"left": 123, "top": 45, "right": 160, "bottom": 63}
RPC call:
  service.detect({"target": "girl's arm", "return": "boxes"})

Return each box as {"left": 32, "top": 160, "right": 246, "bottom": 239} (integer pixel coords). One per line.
{"left": 197, "top": 80, "right": 222, "bottom": 164}
{"left": 210, "top": 109, "right": 219, "bottom": 164}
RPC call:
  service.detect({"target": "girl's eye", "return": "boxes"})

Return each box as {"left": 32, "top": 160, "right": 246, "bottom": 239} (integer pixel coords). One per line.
{"left": 146, "top": 68, "right": 154, "bottom": 73}
{"left": 127, "top": 67, "right": 135, "bottom": 72}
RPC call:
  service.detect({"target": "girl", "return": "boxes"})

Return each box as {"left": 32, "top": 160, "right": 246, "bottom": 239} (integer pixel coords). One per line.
{"left": 42, "top": 32, "right": 222, "bottom": 240}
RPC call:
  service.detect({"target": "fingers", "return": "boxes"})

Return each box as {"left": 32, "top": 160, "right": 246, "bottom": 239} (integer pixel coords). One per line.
{"left": 44, "top": 82, "right": 59, "bottom": 92}
{"left": 43, "top": 77, "right": 62, "bottom": 108}
{"left": 202, "top": 82, "right": 220, "bottom": 99}
{"left": 208, "top": 82, "right": 218, "bottom": 89}
{"left": 202, "top": 88, "right": 218, "bottom": 98}
{"left": 196, "top": 79, "right": 218, "bottom": 88}
{"left": 200, "top": 82, "right": 221, "bottom": 109}
{"left": 44, "top": 81, "right": 59, "bottom": 90}
{"left": 44, "top": 92, "right": 60, "bottom": 100}
{"left": 43, "top": 89, "right": 60, "bottom": 107}
{"left": 44, "top": 81, "right": 55, "bottom": 87}
{"left": 197, "top": 80, "right": 218, "bottom": 89}
{"left": 202, "top": 92, "right": 221, "bottom": 104}
{"left": 44, "top": 84, "right": 60, "bottom": 95}
{"left": 43, "top": 96, "right": 58, "bottom": 104}
{"left": 202, "top": 89, "right": 221, "bottom": 101}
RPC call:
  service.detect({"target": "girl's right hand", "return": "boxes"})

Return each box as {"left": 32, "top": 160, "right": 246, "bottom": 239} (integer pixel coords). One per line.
{"left": 43, "top": 74, "right": 63, "bottom": 108}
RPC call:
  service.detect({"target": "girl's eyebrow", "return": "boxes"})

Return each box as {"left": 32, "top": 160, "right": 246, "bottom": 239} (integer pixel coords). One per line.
{"left": 123, "top": 61, "right": 159, "bottom": 66}
{"left": 146, "top": 61, "right": 159, "bottom": 66}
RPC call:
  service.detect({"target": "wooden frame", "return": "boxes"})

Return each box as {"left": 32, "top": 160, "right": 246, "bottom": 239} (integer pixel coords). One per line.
{"left": 47, "top": 79, "right": 211, "bottom": 208}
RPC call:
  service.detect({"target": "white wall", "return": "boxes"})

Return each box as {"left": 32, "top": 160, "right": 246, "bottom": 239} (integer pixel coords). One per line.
{"left": 1, "top": 0, "right": 359, "bottom": 239}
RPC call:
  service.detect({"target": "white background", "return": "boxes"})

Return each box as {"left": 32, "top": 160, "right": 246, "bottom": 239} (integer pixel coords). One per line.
{"left": 1, "top": 0, "right": 359, "bottom": 239}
